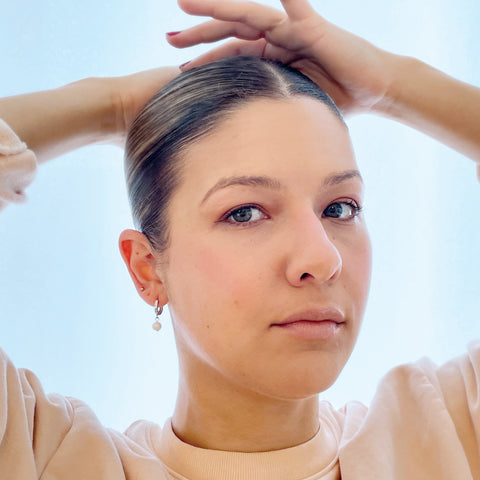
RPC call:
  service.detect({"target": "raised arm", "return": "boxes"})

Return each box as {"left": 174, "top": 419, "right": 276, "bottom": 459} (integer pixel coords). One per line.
{"left": 377, "top": 58, "right": 480, "bottom": 165}
{"left": 167, "top": 0, "right": 480, "bottom": 168}
{"left": 0, "top": 67, "right": 179, "bottom": 163}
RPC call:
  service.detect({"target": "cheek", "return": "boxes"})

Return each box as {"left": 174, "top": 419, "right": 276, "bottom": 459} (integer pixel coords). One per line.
{"left": 165, "top": 238, "right": 270, "bottom": 373}
{"left": 340, "top": 227, "right": 372, "bottom": 313}
{"left": 165, "top": 238, "right": 262, "bottom": 325}
{"left": 195, "top": 245, "right": 255, "bottom": 305}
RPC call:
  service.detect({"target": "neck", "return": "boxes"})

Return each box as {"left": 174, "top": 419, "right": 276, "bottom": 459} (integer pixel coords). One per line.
{"left": 172, "top": 363, "right": 320, "bottom": 453}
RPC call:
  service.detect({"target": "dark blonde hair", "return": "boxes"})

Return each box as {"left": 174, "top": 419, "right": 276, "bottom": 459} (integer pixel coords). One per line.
{"left": 125, "top": 56, "right": 343, "bottom": 252}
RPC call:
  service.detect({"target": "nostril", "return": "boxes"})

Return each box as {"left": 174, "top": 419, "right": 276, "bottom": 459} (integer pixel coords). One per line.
{"left": 300, "top": 272, "right": 310, "bottom": 280}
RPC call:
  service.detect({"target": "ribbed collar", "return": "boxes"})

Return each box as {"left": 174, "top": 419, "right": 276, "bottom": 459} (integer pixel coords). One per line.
{"left": 152, "top": 404, "right": 342, "bottom": 480}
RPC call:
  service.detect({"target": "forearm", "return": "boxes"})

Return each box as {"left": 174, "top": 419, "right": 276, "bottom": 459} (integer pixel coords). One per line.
{"left": 377, "top": 55, "right": 480, "bottom": 163}
{"left": 0, "top": 77, "right": 118, "bottom": 163}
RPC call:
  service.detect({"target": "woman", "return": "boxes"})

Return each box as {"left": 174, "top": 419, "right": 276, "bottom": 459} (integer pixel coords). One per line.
{"left": 1, "top": 0, "right": 480, "bottom": 478}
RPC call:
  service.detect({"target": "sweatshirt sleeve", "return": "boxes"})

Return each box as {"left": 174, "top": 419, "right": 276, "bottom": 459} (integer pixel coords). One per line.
{"left": 0, "top": 348, "right": 127, "bottom": 479}
{"left": 435, "top": 340, "right": 480, "bottom": 476}
{"left": 0, "top": 119, "right": 37, "bottom": 211}
{"left": 338, "top": 341, "right": 480, "bottom": 480}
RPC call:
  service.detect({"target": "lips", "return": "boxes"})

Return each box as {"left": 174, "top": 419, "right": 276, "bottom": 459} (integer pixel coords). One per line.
{"left": 270, "top": 308, "right": 346, "bottom": 341}
{"left": 271, "top": 307, "right": 345, "bottom": 327}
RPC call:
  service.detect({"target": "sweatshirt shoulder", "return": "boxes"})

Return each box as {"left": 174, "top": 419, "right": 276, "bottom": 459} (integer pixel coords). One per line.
{"left": 0, "top": 348, "right": 126, "bottom": 478}
{"left": 338, "top": 343, "right": 480, "bottom": 478}
{"left": 383, "top": 340, "right": 480, "bottom": 402}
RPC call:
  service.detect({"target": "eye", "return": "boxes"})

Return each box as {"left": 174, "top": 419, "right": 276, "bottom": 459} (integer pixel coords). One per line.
{"left": 224, "top": 205, "right": 266, "bottom": 224}
{"left": 323, "top": 200, "right": 362, "bottom": 221}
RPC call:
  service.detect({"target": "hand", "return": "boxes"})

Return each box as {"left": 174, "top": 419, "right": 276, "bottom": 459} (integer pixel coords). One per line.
{"left": 109, "top": 67, "right": 180, "bottom": 144}
{"left": 0, "top": 67, "right": 180, "bottom": 160}
{"left": 167, "top": 0, "right": 397, "bottom": 115}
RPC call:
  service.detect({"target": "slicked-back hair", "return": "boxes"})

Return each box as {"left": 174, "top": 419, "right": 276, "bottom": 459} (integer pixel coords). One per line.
{"left": 125, "top": 56, "right": 343, "bottom": 252}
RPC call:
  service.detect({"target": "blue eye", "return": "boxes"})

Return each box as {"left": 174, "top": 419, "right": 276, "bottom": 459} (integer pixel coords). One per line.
{"left": 323, "top": 201, "right": 361, "bottom": 220}
{"left": 225, "top": 205, "right": 265, "bottom": 224}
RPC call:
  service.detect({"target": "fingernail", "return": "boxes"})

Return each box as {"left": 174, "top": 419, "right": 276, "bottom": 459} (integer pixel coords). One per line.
{"left": 180, "top": 61, "right": 191, "bottom": 70}
{"left": 167, "top": 31, "right": 181, "bottom": 36}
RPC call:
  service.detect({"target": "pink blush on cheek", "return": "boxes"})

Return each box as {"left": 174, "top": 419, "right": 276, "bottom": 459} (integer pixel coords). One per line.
{"left": 192, "top": 245, "right": 256, "bottom": 309}
{"left": 196, "top": 246, "right": 239, "bottom": 287}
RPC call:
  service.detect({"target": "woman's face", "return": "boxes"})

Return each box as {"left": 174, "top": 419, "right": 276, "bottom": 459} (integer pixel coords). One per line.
{"left": 157, "top": 97, "right": 371, "bottom": 400}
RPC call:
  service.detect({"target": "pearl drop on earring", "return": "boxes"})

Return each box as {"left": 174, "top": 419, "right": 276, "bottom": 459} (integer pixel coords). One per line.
{"left": 153, "top": 299, "right": 163, "bottom": 331}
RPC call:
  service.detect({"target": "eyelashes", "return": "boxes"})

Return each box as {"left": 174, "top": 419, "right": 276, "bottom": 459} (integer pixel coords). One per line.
{"left": 323, "top": 200, "right": 362, "bottom": 220}
{"left": 222, "top": 204, "right": 267, "bottom": 225}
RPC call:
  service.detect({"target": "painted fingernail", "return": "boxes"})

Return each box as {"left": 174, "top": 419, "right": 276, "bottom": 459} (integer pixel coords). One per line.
{"left": 167, "top": 31, "right": 181, "bottom": 36}
{"left": 180, "top": 61, "right": 191, "bottom": 70}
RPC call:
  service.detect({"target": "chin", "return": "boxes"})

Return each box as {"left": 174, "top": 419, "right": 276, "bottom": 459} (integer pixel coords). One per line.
{"left": 252, "top": 358, "right": 348, "bottom": 401}
{"left": 281, "top": 376, "right": 342, "bottom": 400}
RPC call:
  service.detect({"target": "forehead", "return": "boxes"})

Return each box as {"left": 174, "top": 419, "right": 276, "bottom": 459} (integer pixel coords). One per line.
{"left": 178, "top": 97, "right": 356, "bottom": 194}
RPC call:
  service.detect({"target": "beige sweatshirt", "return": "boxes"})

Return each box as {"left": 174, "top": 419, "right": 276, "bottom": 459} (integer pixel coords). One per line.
{"left": 1, "top": 119, "right": 480, "bottom": 479}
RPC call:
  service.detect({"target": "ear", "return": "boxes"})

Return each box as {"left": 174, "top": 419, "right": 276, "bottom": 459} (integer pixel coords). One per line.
{"left": 118, "top": 229, "right": 168, "bottom": 307}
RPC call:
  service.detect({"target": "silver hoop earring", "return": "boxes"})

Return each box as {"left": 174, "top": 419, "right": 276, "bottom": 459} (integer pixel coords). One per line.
{"left": 153, "top": 299, "right": 163, "bottom": 331}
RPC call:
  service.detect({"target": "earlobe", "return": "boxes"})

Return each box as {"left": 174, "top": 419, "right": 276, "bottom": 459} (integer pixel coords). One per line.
{"left": 118, "top": 229, "right": 168, "bottom": 307}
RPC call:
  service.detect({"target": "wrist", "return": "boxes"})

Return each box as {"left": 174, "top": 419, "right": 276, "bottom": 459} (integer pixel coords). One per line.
{"left": 370, "top": 52, "right": 412, "bottom": 118}
{"left": 61, "top": 77, "right": 120, "bottom": 145}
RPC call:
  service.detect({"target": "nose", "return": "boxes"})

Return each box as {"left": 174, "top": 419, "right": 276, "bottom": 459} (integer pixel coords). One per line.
{"left": 285, "top": 214, "right": 342, "bottom": 287}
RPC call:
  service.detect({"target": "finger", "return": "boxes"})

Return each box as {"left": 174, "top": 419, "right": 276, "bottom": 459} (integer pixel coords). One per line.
{"left": 178, "top": 0, "right": 285, "bottom": 30}
{"left": 180, "top": 39, "right": 267, "bottom": 70}
{"left": 167, "top": 19, "right": 264, "bottom": 48}
{"left": 280, "top": 0, "right": 317, "bottom": 21}
{"left": 180, "top": 39, "right": 298, "bottom": 71}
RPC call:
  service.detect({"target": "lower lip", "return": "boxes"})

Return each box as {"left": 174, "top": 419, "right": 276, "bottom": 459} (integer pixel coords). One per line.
{"left": 272, "top": 321, "right": 342, "bottom": 340}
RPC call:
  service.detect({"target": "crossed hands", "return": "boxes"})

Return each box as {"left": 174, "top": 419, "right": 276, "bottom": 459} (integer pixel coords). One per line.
{"left": 118, "top": 0, "right": 396, "bottom": 134}
{"left": 167, "top": 0, "right": 396, "bottom": 115}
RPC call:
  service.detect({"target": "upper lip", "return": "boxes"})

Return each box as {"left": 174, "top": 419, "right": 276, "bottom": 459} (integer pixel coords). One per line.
{"left": 271, "top": 307, "right": 346, "bottom": 326}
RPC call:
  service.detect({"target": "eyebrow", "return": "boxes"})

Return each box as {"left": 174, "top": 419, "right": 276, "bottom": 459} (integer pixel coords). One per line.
{"left": 201, "top": 175, "right": 283, "bottom": 205}
{"left": 200, "top": 169, "right": 362, "bottom": 205}
{"left": 323, "top": 169, "right": 363, "bottom": 186}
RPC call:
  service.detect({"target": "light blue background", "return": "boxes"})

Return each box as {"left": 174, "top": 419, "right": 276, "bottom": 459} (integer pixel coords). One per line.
{"left": 0, "top": 0, "right": 479, "bottom": 432}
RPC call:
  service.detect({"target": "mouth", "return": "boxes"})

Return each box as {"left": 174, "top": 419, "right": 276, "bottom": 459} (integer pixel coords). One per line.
{"left": 270, "top": 308, "right": 345, "bottom": 341}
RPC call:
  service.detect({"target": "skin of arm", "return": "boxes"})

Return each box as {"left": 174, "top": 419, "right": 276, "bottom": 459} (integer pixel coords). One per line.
{"left": 0, "top": 67, "right": 179, "bottom": 163}
{"left": 377, "top": 55, "right": 480, "bottom": 164}
{"left": 168, "top": 0, "right": 480, "bottom": 167}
